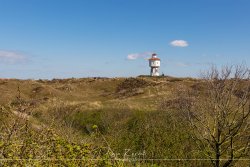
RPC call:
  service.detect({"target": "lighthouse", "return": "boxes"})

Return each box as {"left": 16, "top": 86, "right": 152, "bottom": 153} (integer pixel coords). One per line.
{"left": 149, "top": 53, "right": 161, "bottom": 76}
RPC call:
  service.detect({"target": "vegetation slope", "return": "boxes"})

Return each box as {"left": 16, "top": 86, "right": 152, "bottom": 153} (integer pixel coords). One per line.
{"left": 0, "top": 76, "right": 249, "bottom": 166}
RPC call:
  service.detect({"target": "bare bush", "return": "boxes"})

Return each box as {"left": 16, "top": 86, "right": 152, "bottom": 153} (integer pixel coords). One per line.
{"left": 184, "top": 65, "right": 250, "bottom": 167}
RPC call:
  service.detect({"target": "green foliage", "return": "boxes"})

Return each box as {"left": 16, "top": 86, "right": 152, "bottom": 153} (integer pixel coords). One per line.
{"left": 71, "top": 110, "right": 106, "bottom": 134}
{"left": 110, "top": 110, "right": 194, "bottom": 159}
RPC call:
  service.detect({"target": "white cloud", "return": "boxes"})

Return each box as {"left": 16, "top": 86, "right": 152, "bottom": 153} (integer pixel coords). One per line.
{"left": 0, "top": 50, "right": 28, "bottom": 64}
{"left": 176, "top": 62, "right": 190, "bottom": 67}
{"left": 127, "top": 52, "right": 153, "bottom": 60}
{"left": 127, "top": 53, "right": 140, "bottom": 60}
{"left": 170, "top": 40, "right": 189, "bottom": 47}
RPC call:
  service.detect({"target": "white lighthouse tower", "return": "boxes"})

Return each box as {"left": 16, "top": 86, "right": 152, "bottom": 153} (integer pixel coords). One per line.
{"left": 149, "top": 53, "right": 161, "bottom": 76}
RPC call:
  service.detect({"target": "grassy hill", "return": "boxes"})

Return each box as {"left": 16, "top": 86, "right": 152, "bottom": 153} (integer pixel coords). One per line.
{"left": 0, "top": 76, "right": 249, "bottom": 166}
{"left": 0, "top": 76, "right": 197, "bottom": 109}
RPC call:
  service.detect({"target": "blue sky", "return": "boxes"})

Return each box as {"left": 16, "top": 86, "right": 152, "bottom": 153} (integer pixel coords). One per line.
{"left": 0, "top": 0, "right": 250, "bottom": 79}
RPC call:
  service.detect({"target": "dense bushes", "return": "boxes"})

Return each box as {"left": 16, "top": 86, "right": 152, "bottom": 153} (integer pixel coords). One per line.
{"left": 0, "top": 106, "right": 111, "bottom": 166}
{"left": 116, "top": 78, "right": 150, "bottom": 97}
{"left": 56, "top": 105, "right": 210, "bottom": 166}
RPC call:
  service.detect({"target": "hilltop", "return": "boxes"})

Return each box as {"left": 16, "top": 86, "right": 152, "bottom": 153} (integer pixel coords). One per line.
{"left": 0, "top": 76, "right": 198, "bottom": 110}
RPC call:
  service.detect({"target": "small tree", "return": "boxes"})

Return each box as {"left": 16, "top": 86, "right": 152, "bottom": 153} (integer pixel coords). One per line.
{"left": 185, "top": 65, "right": 250, "bottom": 167}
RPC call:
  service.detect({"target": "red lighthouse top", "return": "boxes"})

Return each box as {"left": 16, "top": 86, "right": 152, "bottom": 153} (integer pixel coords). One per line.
{"left": 149, "top": 53, "right": 160, "bottom": 61}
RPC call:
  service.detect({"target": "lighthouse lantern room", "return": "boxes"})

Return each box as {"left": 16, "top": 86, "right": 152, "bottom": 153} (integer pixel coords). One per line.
{"left": 149, "top": 53, "right": 161, "bottom": 76}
